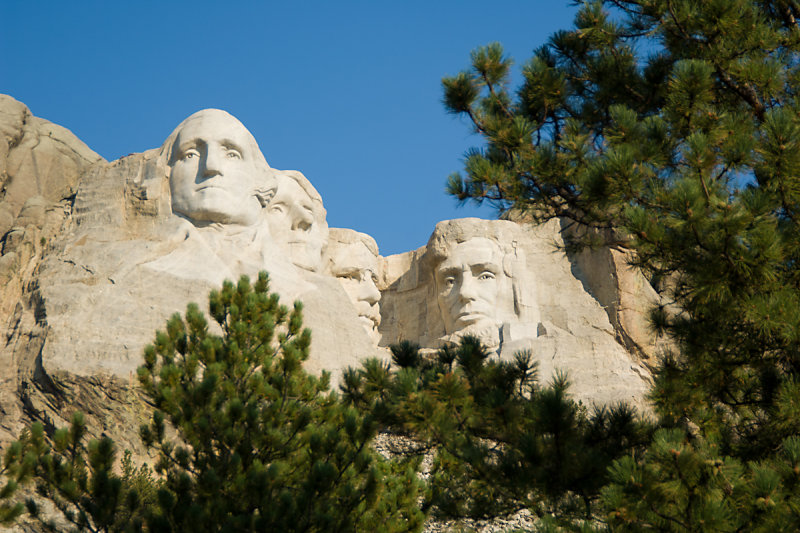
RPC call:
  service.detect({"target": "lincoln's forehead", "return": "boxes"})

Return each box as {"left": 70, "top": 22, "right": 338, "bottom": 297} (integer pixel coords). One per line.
{"left": 438, "top": 237, "right": 502, "bottom": 270}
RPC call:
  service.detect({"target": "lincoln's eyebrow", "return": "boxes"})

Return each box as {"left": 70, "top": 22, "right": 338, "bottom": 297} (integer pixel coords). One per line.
{"left": 437, "top": 266, "right": 461, "bottom": 276}
{"left": 470, "top": 262, "right": 500, "bottom": 272}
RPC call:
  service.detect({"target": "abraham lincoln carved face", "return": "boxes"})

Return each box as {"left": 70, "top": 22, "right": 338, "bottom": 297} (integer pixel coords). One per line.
{"left": 435, "top": 237, "right": 508, "bottom": 336}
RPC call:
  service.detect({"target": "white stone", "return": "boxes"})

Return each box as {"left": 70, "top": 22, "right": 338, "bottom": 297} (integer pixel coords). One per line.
{"left": 0, "top": 100, "right": 661, "bottom": 444}
{"left": 378, "top": 217, "right": 652, "bottom": 410}
{"left": 266, "top": 170, "right": 328, "bottom": 273}
{"left": 7, "top": 109, "right": 376, "bottom": 389}
{"left": 326, "top": 228, "right": 382, "bottom": 343}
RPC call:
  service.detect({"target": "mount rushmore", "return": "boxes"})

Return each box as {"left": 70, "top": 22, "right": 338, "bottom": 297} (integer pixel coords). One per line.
{"left": 0, "top": 95, "right": 662, "bottom": 446}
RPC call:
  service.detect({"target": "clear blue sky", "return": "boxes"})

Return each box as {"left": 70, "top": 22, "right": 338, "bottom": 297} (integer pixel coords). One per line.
{"left": 2, "top": 2, "right": 578, "bottom": 255}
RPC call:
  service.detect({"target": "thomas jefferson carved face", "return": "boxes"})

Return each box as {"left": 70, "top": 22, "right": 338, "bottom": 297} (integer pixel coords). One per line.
{"left": 169, "top": 110, "right": 264, "bottom": 226}
{"left": 435, "top": 237, "right": 508, "bottom": 336}
{"left": 329, "top": 239, "right": 381, "bottom": 339}
{"left": 266, "top": 172, "right": 328, "bottom": 272}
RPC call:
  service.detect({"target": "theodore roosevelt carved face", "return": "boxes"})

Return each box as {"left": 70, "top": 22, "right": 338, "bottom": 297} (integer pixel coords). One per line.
{"left": 327, "top": 229, "right": 381, "bottom": 341}
{"left": 266, "top": 170, "right": 328, "bottom": 272}
{"left": 435, "top": 237, "right": 509, "bottom": 337}
{"left": 166, "top": 109, "right": 273, "bottom": 227}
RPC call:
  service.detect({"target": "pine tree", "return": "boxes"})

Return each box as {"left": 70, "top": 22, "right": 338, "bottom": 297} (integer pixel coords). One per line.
{"left": 3, "top": 272, "right": 424, "bottom": 532}
{"left": 342, "top": 338, "right": 652, "bottom": 525}
{"left": 440, "top": 0, "right": 800, "bottom": 529}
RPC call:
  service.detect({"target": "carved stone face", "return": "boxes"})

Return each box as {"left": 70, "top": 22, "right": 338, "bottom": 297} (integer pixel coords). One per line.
{"left": 169, "top": 111, "right": 262, "bottom": 226}
{"left": 266, "top": 173, "right": 327, "bottom": 271}
{"left": 330, "top": 240, "right": 381, "bottom": 339}
{"left": 435, "top": 237, "right": 508, "bottom": 336}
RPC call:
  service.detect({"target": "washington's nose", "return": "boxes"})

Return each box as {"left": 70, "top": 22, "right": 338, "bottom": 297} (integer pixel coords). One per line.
{"left": 203, "top": 148, "right": 223, "bottom": 177}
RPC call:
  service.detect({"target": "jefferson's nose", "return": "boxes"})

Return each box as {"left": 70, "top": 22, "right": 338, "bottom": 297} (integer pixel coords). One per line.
{"left": 291, "top": 209, "right": 314, "bottom": 232}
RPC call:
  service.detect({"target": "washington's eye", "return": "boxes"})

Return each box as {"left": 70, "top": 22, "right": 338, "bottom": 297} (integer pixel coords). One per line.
{"left": 478, "top": 271, "right": 496, "bottom": 281}
{"left": 226, "top": 149, "right": 242, "bottom": 159}
{"left": 181, "top": 149, "right": 200, "bottom": 160}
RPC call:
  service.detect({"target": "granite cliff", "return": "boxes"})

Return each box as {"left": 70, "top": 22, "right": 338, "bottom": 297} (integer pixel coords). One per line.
{"left": 0, "top": 95, "right": 662, "bottom": 453}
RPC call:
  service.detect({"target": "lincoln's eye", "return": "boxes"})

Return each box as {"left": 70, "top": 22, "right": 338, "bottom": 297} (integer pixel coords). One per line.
{"left": 443, "top": 276, "right": 455, "bottom": 288}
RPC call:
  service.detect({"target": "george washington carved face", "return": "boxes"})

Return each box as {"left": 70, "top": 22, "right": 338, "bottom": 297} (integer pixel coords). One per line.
{"left": 167, "top": 109, "right": 272, "bottom": 226}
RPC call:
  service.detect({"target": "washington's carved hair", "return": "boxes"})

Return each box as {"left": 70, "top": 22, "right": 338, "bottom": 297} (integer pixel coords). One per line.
{"left": 157, "top": 108, "right": 277, "bottom": 206}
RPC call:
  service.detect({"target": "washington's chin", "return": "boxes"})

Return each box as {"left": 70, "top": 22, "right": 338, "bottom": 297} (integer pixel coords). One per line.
{"left": 174, "top": 195, "right": 260, "bottom": 226}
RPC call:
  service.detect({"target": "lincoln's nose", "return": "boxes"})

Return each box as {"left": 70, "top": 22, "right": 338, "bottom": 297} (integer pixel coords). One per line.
{"left": 458, "top": 274, "right": 479, "bottom": 301}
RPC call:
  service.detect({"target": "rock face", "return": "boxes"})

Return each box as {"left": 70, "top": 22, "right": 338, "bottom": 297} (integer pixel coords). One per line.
{"left": 0, "top": 95, "right": 105, "bottom": 443}
{"left": 378, "top": 218, "right": 652, "bottom": 410}
{"left": 0, "top": 97, "right": 661, "bottom": 449}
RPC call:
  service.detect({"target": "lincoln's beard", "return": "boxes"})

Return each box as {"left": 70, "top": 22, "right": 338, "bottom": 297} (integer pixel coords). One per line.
{"left": 441, "top": 322, "right": 501, "bottom": 350}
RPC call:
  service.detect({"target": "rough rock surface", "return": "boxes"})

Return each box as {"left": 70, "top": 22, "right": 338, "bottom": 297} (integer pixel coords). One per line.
{"left": 0, "top": 95, "right": 661, "bottom": 461}
{"left": 379, "top": 218, "right": 652, "bottom": 411}
{"left": 0, "top": 95, "right": 105, "bottom": 445}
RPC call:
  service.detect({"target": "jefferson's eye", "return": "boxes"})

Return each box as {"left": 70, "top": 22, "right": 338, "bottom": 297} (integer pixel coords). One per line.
{"left": 478, "top": 272, "right": 496, "bottom": 281}
{"left": 269, "top": 203, "right": 286, "bottom": 214}
{"left": 226, "top": 149, "right": 242, "bottom": 159}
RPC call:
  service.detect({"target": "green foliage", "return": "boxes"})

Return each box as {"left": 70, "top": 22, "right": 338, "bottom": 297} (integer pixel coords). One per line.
{"left": 343, "top": 338, "right": 652, "bottom": 526}
{"left": 1, "top": 413, "right": 155, "bottom": 531}
{"left": 136, "top": 272, "right": 423, "bottom": 532}
{"left": 601, "top": 429, "right": 800, "bottom": 531}
{"left": 443, "top": 0, "right": 800, "bottom": 529}
{"left": 2, "top": 273, "right": 423, "bottom": 532}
